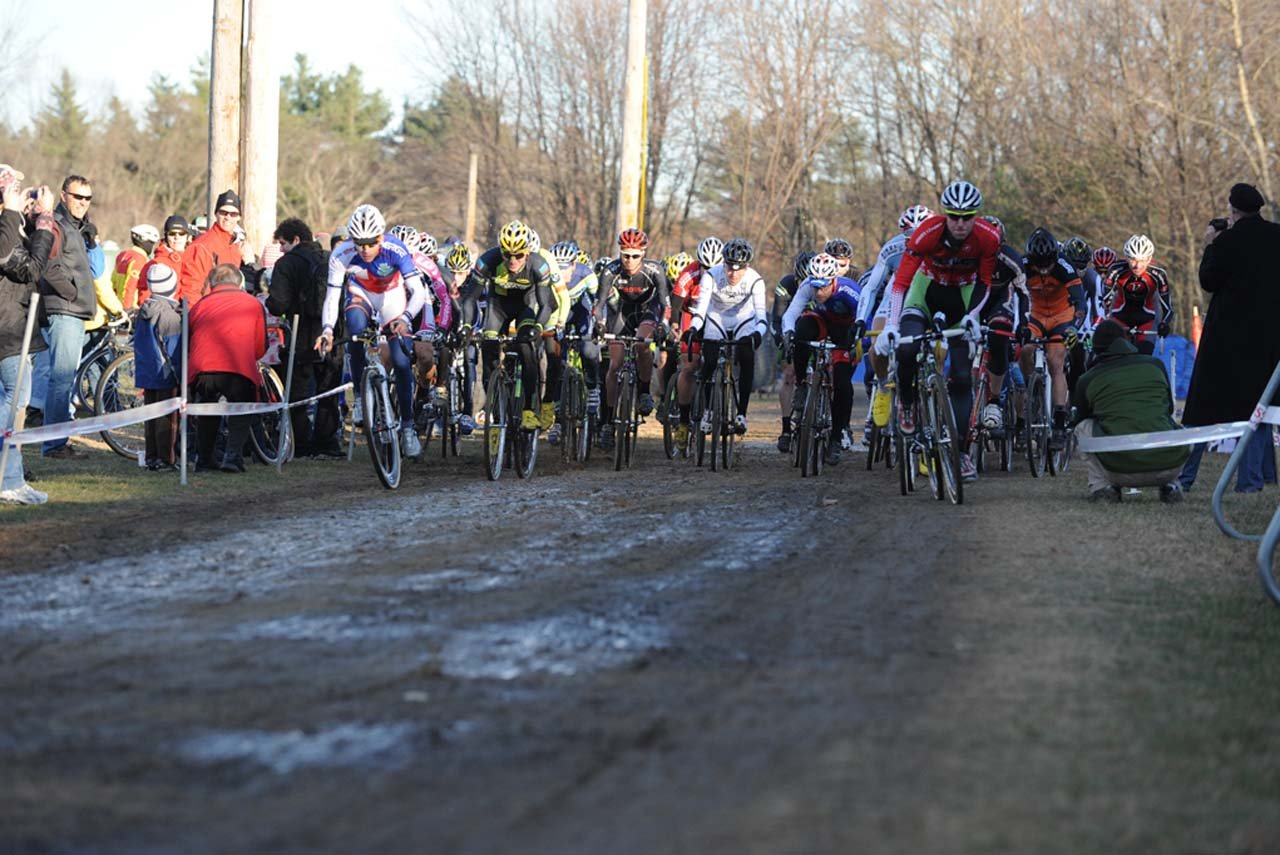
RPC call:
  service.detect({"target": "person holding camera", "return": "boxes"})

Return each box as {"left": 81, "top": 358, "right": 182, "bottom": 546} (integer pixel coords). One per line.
{"left": 1179, "top": 182, "right": 1280, "bottom": 493}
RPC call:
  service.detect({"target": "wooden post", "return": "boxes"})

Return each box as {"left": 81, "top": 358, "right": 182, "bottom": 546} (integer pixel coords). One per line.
{"left": 464, "top": 149, "right": 479, "bottom": 247}
{"left": 615, "top": 0, "right": 647, "bottom": 236}
{"left": 242, "top": 0, "right": 280, "bottom": 262}
{"left": 208, "top": 0, "right": 243, "bottom": 221}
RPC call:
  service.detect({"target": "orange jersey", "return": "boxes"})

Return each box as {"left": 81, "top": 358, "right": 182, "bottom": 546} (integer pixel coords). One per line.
{"left": 1024, "top": 256, "right": 1082, "bottom": 319}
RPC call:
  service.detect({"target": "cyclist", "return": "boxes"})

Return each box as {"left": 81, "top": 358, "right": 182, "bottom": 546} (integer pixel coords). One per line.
{"left": 1085, "top": 246, "right": 1115, "bottom": 332}
{"left": 593, "top": 227, "right": 669, "bottom": 450}
{"left": 781, "top": 252, "right": 861, "bottom": 465}
{"left": 1061, "top": 236, "right": 1095, "bottom": 397}
{"left": 772, "top": 249, "right": 815, "bottom": 452}
{"left": 115, "top": 223, "right": 158, "bottom": 311}
{"left": 824, "top": 238, "right": 857, "bottom": 279}
{"left": 659, "top": 250, "right": 694, "bottom": 413}
{"left": 884, "top": 180, "right": 1001, "bottom": 481}
{"left": 687, "top": 237, "right": 767, "bottom": 435}
{"left": 316, "top": 204, "right": 427, "bottom": 458}
{"left": 463, "top": 220, "right": 558, "bottom": 432}
{"left": 1021, "top": 227, "right": 1085, "bottom": 450}
{"left": 444, "top": 241, "right": 479, "bottom": 433}
{"left": 669, "top": 237, "right": 723, "bottom": 449}
{"left": 546, "top": 239, "right": 601, "bottom": 444}
{"left": 389, "top": 224, "right": 450, "bottom": 427}
{"left": 973, "top": 214, "right": 1027, "bottom": 436}
{"left": 861, "top": 204, "right": 933, "bottom": 439}
{"left": 1103, "top": 234, "right": 1170, "bottom": 355}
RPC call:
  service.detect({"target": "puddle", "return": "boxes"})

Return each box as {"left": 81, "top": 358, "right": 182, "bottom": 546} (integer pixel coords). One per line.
{"left": 179, "top": 721, "right": 415, "bottom": 774}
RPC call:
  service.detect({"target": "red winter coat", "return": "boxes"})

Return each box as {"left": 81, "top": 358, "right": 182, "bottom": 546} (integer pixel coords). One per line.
{"left": 187, "top": 283, "right": 267, "bottom": 385}
{"left": 136, "top": 243, "right": 185, "bottom": 308}
{"left": 179, "top": 223, "right": 239, "bottom": 307}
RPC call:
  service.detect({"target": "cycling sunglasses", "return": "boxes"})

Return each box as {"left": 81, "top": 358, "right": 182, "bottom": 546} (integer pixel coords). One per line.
{"left": 503, "top": 251, "right": 529, "bottom": 260}
{"left": 620, "top": 251, "right": 644, "bottom": 260}
{"left": 944, "top": 211, "right": 977, "bottom": 221}
{"left": 353, "top": 237, "right": 380, "bottom": 248}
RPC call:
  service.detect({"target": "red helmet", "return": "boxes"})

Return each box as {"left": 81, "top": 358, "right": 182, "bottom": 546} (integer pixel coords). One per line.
{"left": 1092, "top": 246, "right": 1116, "bottom": 270}
{"left": 617, "top": 227, "right": 649, "bottom": 251}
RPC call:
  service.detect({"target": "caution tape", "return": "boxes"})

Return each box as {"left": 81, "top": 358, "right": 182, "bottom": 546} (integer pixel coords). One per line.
{"left": 3, "top": 383, "right": 353, "bottom": 448}
{"left": 1077, "top": 421, "right": 1250, "bottom": 454}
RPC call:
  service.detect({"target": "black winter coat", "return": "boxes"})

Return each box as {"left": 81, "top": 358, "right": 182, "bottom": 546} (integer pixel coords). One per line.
{"left": 265, "top": 241, "right": 328, "bottom": 364}
{"left": 0, "top": 209, "right": 53, "bottom": 361}
{"left": 37, "top": 202, "right": 95, "bottom": 319}
{"left": 1183, "top": 214, "right": 1280, "bottom": 426}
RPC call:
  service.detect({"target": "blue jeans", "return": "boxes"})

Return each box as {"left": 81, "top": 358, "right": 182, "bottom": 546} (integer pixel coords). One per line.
{"left": 1179, "top": 425, "right": 1276, "bottom": 493}
{"left": 1, "top": 353, "right": 34, "bottom": 490}
{"left": 42, "top": 314, "right": 86, "bottom": 454}
{"left": 344, "top": 306, "right": 414, "bottom": 422}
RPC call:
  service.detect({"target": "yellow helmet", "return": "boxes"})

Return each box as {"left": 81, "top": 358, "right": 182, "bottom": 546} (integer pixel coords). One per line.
{"left": 576, "top": 250, "right": 591, "bottom": 265}
{"left": 499, "top": 220, "right": 531, "bottom": 255}
{"left": 445, "top": 242, "right": 472, "bottom": 272}
{"left": 666, "top": 251, "right": 693, "bottom": 281}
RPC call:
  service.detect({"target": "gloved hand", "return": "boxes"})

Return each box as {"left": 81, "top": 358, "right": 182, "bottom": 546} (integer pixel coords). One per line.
{"left": 852, "top": 320, "right": 866, "bottom": 341}
{"left": 681, "top": 327, "right": 699, "bottom": 345}
{"left": 1017, "top": 326, "right": 1032, "bottom": 345}
{"left": 960, "top": 314, "right": 983, "bottom": 344}
{"left": 772, "top": 331, "right": 783, "bottom": 349}
{"left": 748, "top": 331, "right": 762, "bottom": 350}
{"left": 873, "top": 324, "right": 897, "bottom": 357}
{"left": 1157, "top": 321, "right": 1170, "bottom": 338}
{"left": 1062, "top": 325, "right": 1079, "bottom": 350}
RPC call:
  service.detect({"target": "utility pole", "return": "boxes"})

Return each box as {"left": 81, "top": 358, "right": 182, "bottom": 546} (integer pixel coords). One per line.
{"left": 465, "top": 149, "right": 479, "bottom": 247}
{"left": 241, "top": 0, "right": 279, "bottom": 257}
{"left": 615, "top": 0, "right": 647, "bottom": 237}
{"left": 207, "top": 0, "right": 242, "bottom": 221}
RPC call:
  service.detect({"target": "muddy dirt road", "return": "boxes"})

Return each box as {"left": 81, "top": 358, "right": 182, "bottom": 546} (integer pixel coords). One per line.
{"left": 3, "top": 403, "right": 1279, "bottom": 854}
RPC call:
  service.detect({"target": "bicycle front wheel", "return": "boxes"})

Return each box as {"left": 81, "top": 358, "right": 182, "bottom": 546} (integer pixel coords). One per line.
{"left": 250, "top": 365, "right": 293, "bottom": 466}
{"left": 95, "top": 352, "right": 146, "bottom": 460}
{"left": 363, "top": 371, "right": 401, "bottom": 489}
{"left": 661, "top": 377, "right": 679, "bottom": 460}
{"left": 483, "top": 370, "right": 507, "bottom": 481}
{"left": 709, "top": 367, "right": 726, "bottom": 472}
{"left": 614, "top": 371, "right": 634, "bottom": 472}
{"left": 720, "top": 370, "right": 737, "bottom": 471}
{"left": 928, "top": 371, "right": 963, "bottom": 505}
{"left": 1026, "top": 373, "right": 1047, "bottom": 478}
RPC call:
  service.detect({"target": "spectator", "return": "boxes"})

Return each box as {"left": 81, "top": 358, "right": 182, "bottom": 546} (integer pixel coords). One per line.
{"left": 137, "top": 215, "right": 190, "bottom": 308}
{"left": 179, "top": 190, "right": 245, "bottom": 307}
{"left": 114, "top": 223, "right": 157, "bottom": 311}
{"left": 0, "top": 165, "right": 56, "bottom": 504}
{"left": 1072, "top": 319, "right": 1188, "bottom": 503}
{"left": 1179, "top": 183, "right": 1280, "bottom": 494}
{"left": 265, "top": 217, "right": 343, "bottom": 458}
{"left": 132, "top": 263, "right": 183, "bottom": 470}
{"left": 35, "top": 175, "right": 97, "bottom": 459}
{"left": 187, "top": 262, "right": 266, "bottom": 473}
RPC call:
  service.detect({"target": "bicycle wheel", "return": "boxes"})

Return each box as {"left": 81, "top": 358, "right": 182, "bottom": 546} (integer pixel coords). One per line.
{"left": 709, "top": 366, "right": 726, "bottom": 473}
{"left": 250, "top": 366, "right": 293, "bottom": 466}
{"left": 928, "top": 371, "right": 964, "bottom": 505}
{"left": 812, "top": 384, "right": 830, "bottom": 478}
{"left": 483, "top": 369, "right": 507, "bottom": 481}
{"left": 75, "top": 349, "right": 111, "bottom": 414}
{"left": 796, "top": 382, "right": 814, "bottom": 477}
{"left": 694, "top": 387, "right": 708, "bottom": 467}
{"left": 1000, "top": 392, "right": 1017, "bottom": 472}
{"left": 362, "top": 371, "right": 401, "bottom": 489}
{"left": 661, "top": 378, "right": 679, "bottom": 460}
{"left": 721, "top": 369, "right": 737, "bottom": 471}
{"left": 1026, "top": 373, "right": 1047, "bottom": 478}
{"left": 613, "top": 370, "right": 633, "bottom": 471}
{"left": 94, "top": 352, "right": 146, "bottom": 460}
{"left": 577, "top": 390, "right": 593, "bottom": 464}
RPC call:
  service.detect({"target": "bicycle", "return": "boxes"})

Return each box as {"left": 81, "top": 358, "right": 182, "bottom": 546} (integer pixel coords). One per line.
{"left": 340, "top": 326, "right": 402, "bottom": 489}
{"left": 601, "top": 333, "right": 650, "bottom": 471}
{"left": 793, "top": 340, "right": 843, "bottom": 478}
{"left": 558, "top": 332, "right": 594, "bottom": 464}
{"left": 482, "top": 333, "right": 538, "bottom": 481}
{"left": 695, "top": 333, "right": 744, "bottom": 473}
{"left": 657, "top": 334, "right": 686, "bottom": 460}
{"left": 965, "top": 327, "right": 1016, "bottom": 474}
{"left": 420, "top": 329, "right": 471, "bottom": 460}
{"left": 891, "top": 316, "right": 966, "bottom": 504}
{"left": 74, "top": 314, "right": 131, "bottom": 414}
{"left": 1022, "top": 333, "right": 1071, "bottom": 478}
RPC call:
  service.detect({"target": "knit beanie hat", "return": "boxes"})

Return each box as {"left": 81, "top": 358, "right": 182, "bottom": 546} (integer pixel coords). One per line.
{"left": 1092, "top": 319, "right": 1125, "bottom": 355}
{"left": 146, "top": 263, "right": 178, "bottom": 298}
{"left": 1229, "top": 183, "right": 1265, "bottom": 214}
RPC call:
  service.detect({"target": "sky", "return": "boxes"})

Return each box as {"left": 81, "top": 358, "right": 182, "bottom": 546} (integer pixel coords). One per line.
{"left": 6, "top": 0, "right": 445, "bottom": 127}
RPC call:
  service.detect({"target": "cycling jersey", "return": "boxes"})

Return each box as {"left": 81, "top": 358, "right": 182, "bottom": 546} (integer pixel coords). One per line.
{"left": 1104, "top": 261, "right": 1172, "bottom": 327}
{"left": 595, "top": 258, "right": 669, "bottom": 326}
{"left": 857, "top": 232, "right": 908, "bottom": 324}
{"left": 410, "top": 249, "right": 450, "bottom": 334}
{"left": 771, "top": 272, "right": 802, "bottom": 338}
{"left": 322, "top": 235, "right": 425, "bottom": 334}
{"left": 1024, "top": 256, "right": 1084, "bottom": 321}
{"left": 1079, "top": 267, "right": 1106, "bottom": 332}
{"left": 560, "top": 260, "right": 599, "bottom": 303}
{"left": 472, "top": 246, "right": 559, "bottom": 330}
{"left": 689, "top": 264, "right": 768, "bottom": 341}
{"left": 781, "top": 276, "right": 861, "bottom": 336}
{"left": 887, "top": 215, "right": 1001, "bottom": 325}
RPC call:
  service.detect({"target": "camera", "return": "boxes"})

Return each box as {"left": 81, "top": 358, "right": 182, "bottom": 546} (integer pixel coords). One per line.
{"left": 1210, "top": 217, "right": 1229, "bottom": 232}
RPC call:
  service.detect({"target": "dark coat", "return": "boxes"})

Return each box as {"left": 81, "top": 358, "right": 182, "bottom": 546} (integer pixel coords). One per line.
{"left": 1183, "top": 213, "right": 1280, "bottom": 425}
{"left": 0, "top": 209, "right": 53, "bottom": 361}
{"left": 265, "top": 241, "right": 327, "bottom": 364}
{"left": 37, "top": 202, "right": 96, "bottom": 319}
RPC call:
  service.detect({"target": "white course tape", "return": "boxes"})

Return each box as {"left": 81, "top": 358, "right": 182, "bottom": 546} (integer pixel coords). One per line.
{"left": 4, "top": 398, "right": 184, "bottom": 446}
{"left": 1077, "top": 421, "right": 1250, "bottom": 454}
{"left": 184, "top": 400, "right": 285, "bottom": 417}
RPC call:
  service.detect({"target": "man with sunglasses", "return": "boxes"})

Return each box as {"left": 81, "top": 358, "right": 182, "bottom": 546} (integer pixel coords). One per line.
{"left": 316, "top": 204, "right": 428, "bottom": 459}
{"left": 179, "top": 190, "right": 246, "bottom": 307}
{"left": 1102, "top": 234, "right": 1171, "bottom": 356}
{"left": 884, "top": 180, "right": 1001, "bottom": 479}
{"left": 593, "top": 227, "right": 669, "bottom": 450}
{"left": 136, "top": 216, "right": 190, "bottom": 307}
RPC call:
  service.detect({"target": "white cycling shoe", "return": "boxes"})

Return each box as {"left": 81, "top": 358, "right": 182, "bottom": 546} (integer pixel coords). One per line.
{"left": 981, "top": 403, "right": 1003, "bottom": 429}
{"left": 400, "top": 426, "right": 422, "bottom": 458}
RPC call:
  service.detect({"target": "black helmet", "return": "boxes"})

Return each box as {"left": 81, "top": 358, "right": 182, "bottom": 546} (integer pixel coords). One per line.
{"left": 792, "top": 250, "right": 817, "bottom": 280}
{"left": 1026, "top": 227, "right": 1058, "bottom": 265}
{"left": 1063, "top": 236, "right": 1091, "bottom": 268}
{"left": 823, "top": 238, "right": 853, "bottom": 259}
{"left": 723, "top": 237, "right": 754, "bottom": 266}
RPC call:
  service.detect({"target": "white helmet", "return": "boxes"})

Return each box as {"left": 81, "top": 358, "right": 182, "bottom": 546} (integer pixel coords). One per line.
{"left": 898, "top": 205, "right": 933, "bottom": 231}
{"left": 418, "top": 232, "right": 437, "bottom": 256}
{"left": 388, "top": 224, "right": 418, "bottom": 247}
{"left": 807, "top": 252, "right": 840, "bottom": 280}
{"left": 940, "top": 180, "right": 983, "bottom": 215}
{"left": 130, "top": 224, "right": 160, "bottom": 246}
{"left": 697, "top": 236, "right": 723, "bottom": 268}
{"left": 347, "top": 204, "right": 385, "bottom": 241}
{"left": 528, "top": 229, "right": 541, "bottom": 254}
{"left": 1123, "top": 233, "right": 1154, "bottom": 260}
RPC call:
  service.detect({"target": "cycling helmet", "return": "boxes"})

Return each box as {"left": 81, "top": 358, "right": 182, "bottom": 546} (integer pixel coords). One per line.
{"left": 576, "top": 250, "right": 591, "bottom": 265}
{"left": 793, "top": 250, "right": 817, "bottom": 280}
{"left": 807, "top": 252, "right": 840, "bottom": 280}
{"left": 1123, "top": 233, "right": 1154, "bottom": 260}
{"left": 551, "top": 240, "right": 578, "bottom": 266}
{"left": 347, "top": 204, "right": 385, "bottom": 241}
{"left": 898, "top": 205, "right": 933, "bottom": 231}
{"left": 823, "top": 238, "right": 853, "bottom": 259}
{"left": 528, "top": 229, "right": 541, "bottom": 253}
{"left": 722, "top": 237, "right": 754, "bottom": 266}
{"left": 618, "top": 227, "right": 649, "bottom": 251}
{"left": 940, "top": 180, "right": 983, "bottom": 215}
{"left": 445, "top": 242, "right": 472, "bottom": 272}
{"left": 388, "top": 224, "right": 418, "bottom": 247}
{"left": 981, "top": 215, "right": 1005, "bottom": 241}
{"left": 419, "top": 232, "right": 438, "bottom": 256}
{"left": 499, "top": 220, "right": 532, "bottom": 254}
{"left": 130, "top": 224, "right": 160, "bottom": 248}
{"left": 1063, "top": 236, "right": 1092, "bottom": 268}
{"left": 593, "top": 256, "right": 612, "bottom": 277}
{"left": 697, "top": 236, "right": 723, "bottom": 268}
{"left": 665, "top": 251, "right": 693, "bottom": 281}
{"left": 1026, "top": 227, "right": 1059, "bottom": 264}
{"left": 1092, "top": 246, "right": 1117, "bottom": 270}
